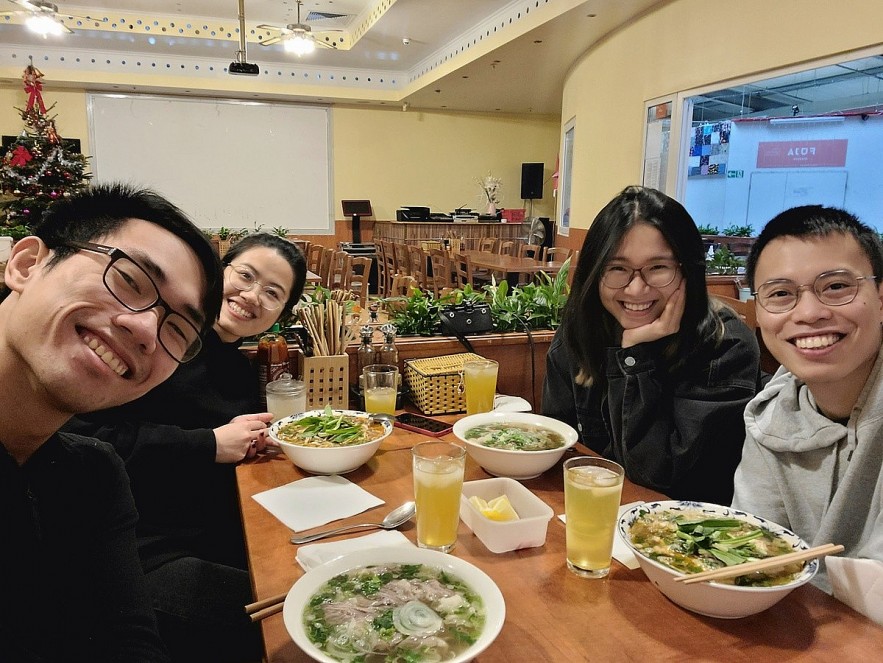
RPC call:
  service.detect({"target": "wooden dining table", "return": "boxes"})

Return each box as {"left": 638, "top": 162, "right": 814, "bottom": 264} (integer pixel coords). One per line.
{"left": 236, "top": 422, "right": 883, "bottom": 662}
{"left": 461, "top": 251, "right": 565, "bottom": 282}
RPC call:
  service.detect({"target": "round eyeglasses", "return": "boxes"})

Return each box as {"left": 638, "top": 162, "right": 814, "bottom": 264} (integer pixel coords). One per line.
{"left": 600, "top": 261, "right": 681, "bottom": 289}
{"left": 226, "top": 264, "right": 284, "bottom": 311}
{"left": 65, "top": 241, "right": 203, "bottom": 363}
{"left": 753, "top": 270, "right": 879, "bottom": 313}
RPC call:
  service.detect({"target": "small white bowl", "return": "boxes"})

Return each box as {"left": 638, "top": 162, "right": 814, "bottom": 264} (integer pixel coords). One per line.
{"left": 618, "top": 501, "right": 818, "bottom": 619}
{"left": 460, "top": 477, "right": 554, "bottom": 553}
{"left": 283, "top": 547, "right": 506, "bottom": 663}
{"left": 452, "top": 412, "right": 578, "bottom": 480}
{"left": 269, "top": 409, "right": 392, "bottom": 475}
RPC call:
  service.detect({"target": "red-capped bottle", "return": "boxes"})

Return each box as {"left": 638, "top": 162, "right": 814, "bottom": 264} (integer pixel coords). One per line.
{"left": 257, "top": 323, "right": 290, "bottom": 409}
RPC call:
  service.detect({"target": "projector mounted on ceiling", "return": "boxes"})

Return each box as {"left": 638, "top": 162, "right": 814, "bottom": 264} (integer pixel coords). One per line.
{"left": 229, "top": 0, "right": 259, "bottom": 76}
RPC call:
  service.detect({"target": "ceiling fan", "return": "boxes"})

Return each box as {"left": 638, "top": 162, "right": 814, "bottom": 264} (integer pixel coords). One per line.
{"left": 257, "top": 0, "right": 346, "bottom": 56}
{"left": 1, "top": 1, "right": 91, "bottom": 36}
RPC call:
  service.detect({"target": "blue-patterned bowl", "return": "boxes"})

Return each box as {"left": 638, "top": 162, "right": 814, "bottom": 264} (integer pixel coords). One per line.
{"left": 618, "top": 500, "right": 817, "bottom": 619}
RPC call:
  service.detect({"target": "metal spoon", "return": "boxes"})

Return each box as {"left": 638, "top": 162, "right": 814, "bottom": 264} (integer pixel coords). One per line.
{"left": 368, "top": 412, "right": 396, "bottom": 426}
{"left": 290, "top": 501, "right": 416, "bottom": 545}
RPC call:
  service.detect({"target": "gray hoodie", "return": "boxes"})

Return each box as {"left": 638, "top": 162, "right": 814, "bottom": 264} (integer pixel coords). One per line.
{"left": 732, "top": 345, "right": 883, "bottom": 593}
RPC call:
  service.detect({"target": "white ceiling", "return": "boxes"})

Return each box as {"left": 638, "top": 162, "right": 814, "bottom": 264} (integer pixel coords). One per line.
{"left": 0, "top": 0, "right": 664, "bottom": 114}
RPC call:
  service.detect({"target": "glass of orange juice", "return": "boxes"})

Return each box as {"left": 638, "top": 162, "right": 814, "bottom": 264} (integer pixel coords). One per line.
{"left": 363, "top": 364, "right": 398, "bottom": 415}
{"left": 412, "top": 441, "right": 466, "bottom": 553}
{"left": 564, "top": 456, "right": 624, "bottom": 578}
{"left": 463, "top": 359, "right": 498, "bottom": 415}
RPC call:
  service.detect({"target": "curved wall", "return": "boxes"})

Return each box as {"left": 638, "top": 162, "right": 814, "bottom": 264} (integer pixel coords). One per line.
{"left": 561, "top": 0, "right": 883, "bottom": 231}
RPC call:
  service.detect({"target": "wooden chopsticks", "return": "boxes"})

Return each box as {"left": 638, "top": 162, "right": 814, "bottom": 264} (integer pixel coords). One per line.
{"left": 674, "top": 543, "right": 844, "bottom": 585}
{"left": 244, "top": 592, "right": 288, "bottom": 622}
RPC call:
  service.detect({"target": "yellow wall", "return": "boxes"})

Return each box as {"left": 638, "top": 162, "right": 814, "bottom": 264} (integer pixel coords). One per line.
{"left": 561, "top": 0, "right": 883, "bottom": 230}
{"left": 0, "top": 84, "right": 559, "bottom": 224}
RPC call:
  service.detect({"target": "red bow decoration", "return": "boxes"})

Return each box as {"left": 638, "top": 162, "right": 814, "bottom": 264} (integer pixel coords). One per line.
{"left": 9, "top": 145, "right": 34, "bottom": 168}
{"left": 23, "top": 65, "right": 47, "bottom": 114}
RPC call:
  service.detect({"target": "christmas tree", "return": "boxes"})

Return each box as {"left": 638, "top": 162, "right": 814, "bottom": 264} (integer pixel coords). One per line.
{"left": 0, "top": 61, "right": 91, "bottom": 237}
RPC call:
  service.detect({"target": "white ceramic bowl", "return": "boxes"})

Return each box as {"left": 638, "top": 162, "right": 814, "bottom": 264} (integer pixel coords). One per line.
{"left": 269, "top": 409, "right": 392, "bottom": 475}
{"left": 283, "top": 547, "right": 506, "bottom": 663}
{"left": 618, "top": 501, "right": 818, "bottom": 619}
{"left": 452, "top": 412, "right": 578, "bottom": 480}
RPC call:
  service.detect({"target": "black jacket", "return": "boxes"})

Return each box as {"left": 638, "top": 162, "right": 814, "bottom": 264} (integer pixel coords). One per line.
{"left": 542, "top": 308, "right": 761, "bottom": 504}
{"left": 62, "top": 330, "right": 259, "bottom": 572}
{"left": 0, "top": 433, "right": 169, "bottom": 662}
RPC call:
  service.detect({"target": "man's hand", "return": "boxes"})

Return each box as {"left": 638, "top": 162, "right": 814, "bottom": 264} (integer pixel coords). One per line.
{"left": 621, "top": 279, "right": 685, "bottom": 349}
{"left": 213, "top": 413, "right": 275, "bottom": 463}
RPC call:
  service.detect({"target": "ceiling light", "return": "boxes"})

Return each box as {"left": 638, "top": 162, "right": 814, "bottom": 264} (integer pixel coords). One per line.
{"left": 769, "top": 116, "right": 845, "bottom": 125}
{"left": 26, "top": 14, "right": 65, "bottom": 36}
{"left": 284, "top": 32, "right": 316, "bottom": 56}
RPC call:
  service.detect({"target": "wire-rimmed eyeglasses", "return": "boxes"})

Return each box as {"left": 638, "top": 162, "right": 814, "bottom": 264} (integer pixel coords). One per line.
{"left": 753, "top": 269, "right": 879, "bottom": 313}
{"left": 600, "top": 260, "right": 681, "bottom": 289}
{"left": 66, "top": 241, "right": 203, "bottom": 363}
{"left": 225, "top": 264, "right": 284, "bottom": 311}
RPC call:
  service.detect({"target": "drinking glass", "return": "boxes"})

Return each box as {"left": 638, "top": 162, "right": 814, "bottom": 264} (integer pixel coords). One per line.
{"left": 563, "top": 456, "right": 624, "bottom": 578}
{"left": 463, "top": 359, "right": 498, "bottom": 415}
{"left": 265, "top": 373, "right": 306, "bottom": 423}
{"left": 412, "top": 441, "right": 466, "bottom": 553}
{"left": 363, "top": 364, "right": 398, "bottom": 415}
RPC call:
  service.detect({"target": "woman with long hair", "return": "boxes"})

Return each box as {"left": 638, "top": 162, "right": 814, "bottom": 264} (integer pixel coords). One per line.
{"left": 543, "top": 186, "right": 761, "bottom": 503}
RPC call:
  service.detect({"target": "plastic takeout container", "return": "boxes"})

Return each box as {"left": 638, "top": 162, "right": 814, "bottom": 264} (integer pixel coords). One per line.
{"left": 459, "top": 477, "right": 554, "bottom": 553}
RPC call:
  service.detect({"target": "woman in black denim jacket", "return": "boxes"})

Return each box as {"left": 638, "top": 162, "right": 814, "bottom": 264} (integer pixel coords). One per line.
{"left": 542, "top": 186, "right": 762, "bottom": 504}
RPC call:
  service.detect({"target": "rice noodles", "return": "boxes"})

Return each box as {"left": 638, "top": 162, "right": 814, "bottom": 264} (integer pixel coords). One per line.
{"left": 304, "top": 563, "right": 485, "bottom": 662}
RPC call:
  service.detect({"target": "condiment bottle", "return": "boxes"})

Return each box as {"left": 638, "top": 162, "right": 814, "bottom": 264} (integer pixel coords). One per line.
{"left": 356, "top": 325, "right": 377, "bottom": 385}
{"left": 265, "top": 372, "right": 306, "bottom": 423}
{"left": 256, "top": 323, "right": 290, "bottom": 409}
{"left": 378, "top": 323, "right": 398, "bottom": 367}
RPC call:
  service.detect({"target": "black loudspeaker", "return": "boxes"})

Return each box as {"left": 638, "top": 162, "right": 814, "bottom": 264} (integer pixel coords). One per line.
{"left": 521, "top": 162, "right": 544, "bottom": 200}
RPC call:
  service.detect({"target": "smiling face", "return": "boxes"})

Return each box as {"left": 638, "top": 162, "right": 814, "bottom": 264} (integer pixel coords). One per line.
{"left": 599, "top": 223, "right": 683, "bottom": 331}
{"left": 754, "top": 233, "right": 883, "bottom": 413}
{"left": 215, "top": 246, "right": 295, "bottom": 342}
{"left": 2, "top": 218, "right": 206, "bottom": 418}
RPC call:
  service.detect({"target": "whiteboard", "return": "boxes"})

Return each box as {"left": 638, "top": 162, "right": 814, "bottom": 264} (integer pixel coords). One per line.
{"left": 87, "top": 94, "right": 333, "bottom": 234}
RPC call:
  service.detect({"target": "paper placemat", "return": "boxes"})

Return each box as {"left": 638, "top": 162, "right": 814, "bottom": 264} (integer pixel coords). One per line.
{"left": 296, "top": 530, "right": 414, "bottom": 571}
{"left": 557, "top": 501, "right": 643, "bottom": 570}
{"left": 252, "top": 475, "right": 384, "bottom": 532}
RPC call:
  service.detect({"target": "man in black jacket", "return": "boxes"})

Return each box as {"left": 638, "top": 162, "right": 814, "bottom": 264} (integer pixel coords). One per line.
{"left": 0, "top": 183, "right": 222, "bottom": 662}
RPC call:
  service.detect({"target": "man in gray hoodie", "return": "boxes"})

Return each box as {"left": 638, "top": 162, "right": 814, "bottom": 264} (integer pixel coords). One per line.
{"left": 732, "top": 205, "right": 883, "bottom": 593}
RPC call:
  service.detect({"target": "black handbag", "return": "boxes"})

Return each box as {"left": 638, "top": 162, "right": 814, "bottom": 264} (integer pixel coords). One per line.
{"left": 439, "top": 302, "right": 493, "bottom": 353}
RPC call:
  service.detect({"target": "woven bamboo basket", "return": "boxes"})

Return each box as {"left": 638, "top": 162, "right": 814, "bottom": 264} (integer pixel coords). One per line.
{"left": 296, "top": 351, "right": 349, "bottom": 409}
{"left": 404, "top": 352, "right": 485, "bottom": 415}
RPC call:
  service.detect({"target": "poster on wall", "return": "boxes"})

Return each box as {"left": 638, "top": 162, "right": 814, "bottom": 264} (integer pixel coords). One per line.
{"left": 688, "top": 121, "right": 730, "bottom": 177}
{"left": 558, "top": 120, "right": 575, "bottom": 237}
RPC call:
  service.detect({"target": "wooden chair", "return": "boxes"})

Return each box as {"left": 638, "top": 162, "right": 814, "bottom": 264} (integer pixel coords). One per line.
{"left": 346, "top": 256, "right": 372, "bottom": 308}
{"left": 380, "top": 240, "right": 399, "bottom": 296}
{"left": 545, "top": 247, "right": 573, "bottom": 262}
{"left": 452, "top": 252, "right": 476, "bottom": 288}
{"left": 428, "top": 249, "right": 456, "bottom": 296}
{"left": 407, "top": 244, "right": 428, "bottom": 290}
{"left": 393, "top": 242, "right": 411, "bottom": 278}
{"left": 306, "top": 243, "right": 325, "bottom": 275}
{"left": 328, "top": 250, "right": 350, "bottom": 289}
{"left": 318, "top": 247, "right": 334, "bottom": 288}
{"left": 498, "top": 240, "right": 516, "bottom": 256}
{"left": 290, "top": 238, "right": 311, "bottom": 256}
{"left": 715, "top": 295, "right": 757, "bottom": 331}
{"left": 519, "top": 243, "right": 543, "bottom": 260}
{"left": 478, "top": 237, "right": 497, "bottom": 253}
{"left": 375, "top": 240, "right": 388, "bottom": 297}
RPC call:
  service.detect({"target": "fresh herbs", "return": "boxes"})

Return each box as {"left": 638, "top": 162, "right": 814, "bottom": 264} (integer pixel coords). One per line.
{"left": 276, "top": 406, "right": 383, "bottom": 447}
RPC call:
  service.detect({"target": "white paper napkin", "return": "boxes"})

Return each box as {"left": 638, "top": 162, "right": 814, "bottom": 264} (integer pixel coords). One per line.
{"left": 493, "top": 395, "right": 532, "bottom": 412}
{"left": 296, "top": 531, "right": 414, "bottom": 571}
{"left": 827, "top": 556, "right": 883, "bottom": 626}
{"left": 557, "top": 501, "right": 643, "bottom": 570}
{"left": 252, "top": 475, "right": 384, "bottom": 532}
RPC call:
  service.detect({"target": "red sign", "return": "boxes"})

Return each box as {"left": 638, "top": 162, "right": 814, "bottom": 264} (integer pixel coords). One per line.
{"left": 756, "top": 140, "right": 848, "bottom": 168}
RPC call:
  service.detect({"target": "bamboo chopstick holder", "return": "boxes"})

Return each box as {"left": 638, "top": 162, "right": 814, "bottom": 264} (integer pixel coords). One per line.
{"left": 675, "top": 543, "right": 844, "bottom": 585}
{"left": 244, "top": 591, "right": 288, "bottom": 622}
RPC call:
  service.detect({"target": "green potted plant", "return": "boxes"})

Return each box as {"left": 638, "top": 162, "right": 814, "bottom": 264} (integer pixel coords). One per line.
{"left": 706, "top": 245, "right": 744, "bottom": 275}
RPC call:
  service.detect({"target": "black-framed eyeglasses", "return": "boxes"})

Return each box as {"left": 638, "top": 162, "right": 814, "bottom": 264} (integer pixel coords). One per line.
{"left": 226, "top": 264, "right": 284, "bottom": 311}
{"left": 65, "top": 241, "right": 203, "bottom": 363}
{"left": 753, "top": 270, "right": 879, "bottom": 314}
{"left": 601, "top": 260, "right": 681, "bottom": 289}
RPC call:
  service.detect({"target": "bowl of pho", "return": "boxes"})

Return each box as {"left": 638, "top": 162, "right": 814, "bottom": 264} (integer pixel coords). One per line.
{"left": 452, "top": 412, "right": 578, "bottom": 480}
{"left": 270, "top": 406, "right": 393, "bottom": 475}
{"left": 619, "top": 501, "right": 818, "bottom": 619}
{"left": 283, "top": 546, "right": 506, "bottom": 663}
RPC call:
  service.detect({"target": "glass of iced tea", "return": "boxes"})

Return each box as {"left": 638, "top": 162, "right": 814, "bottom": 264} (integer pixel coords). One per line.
{"left": 363, "top": 364, "right": 398, "bottom": 415}
{"left": 412, "top": 441, "right": 466, "bottom": 553}
{"left": 563, "top": 456, "right": 624, "bottom": 578}
{"left": 463, "top": 359, "right": 498, "bottom": 415}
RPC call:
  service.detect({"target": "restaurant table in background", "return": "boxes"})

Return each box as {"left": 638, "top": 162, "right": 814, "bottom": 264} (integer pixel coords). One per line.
{"left": 461, "top": 251, "right": 565, "bottom": 283}
{"left": 236, "top": 420, "right": 883, "bottom": 662}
